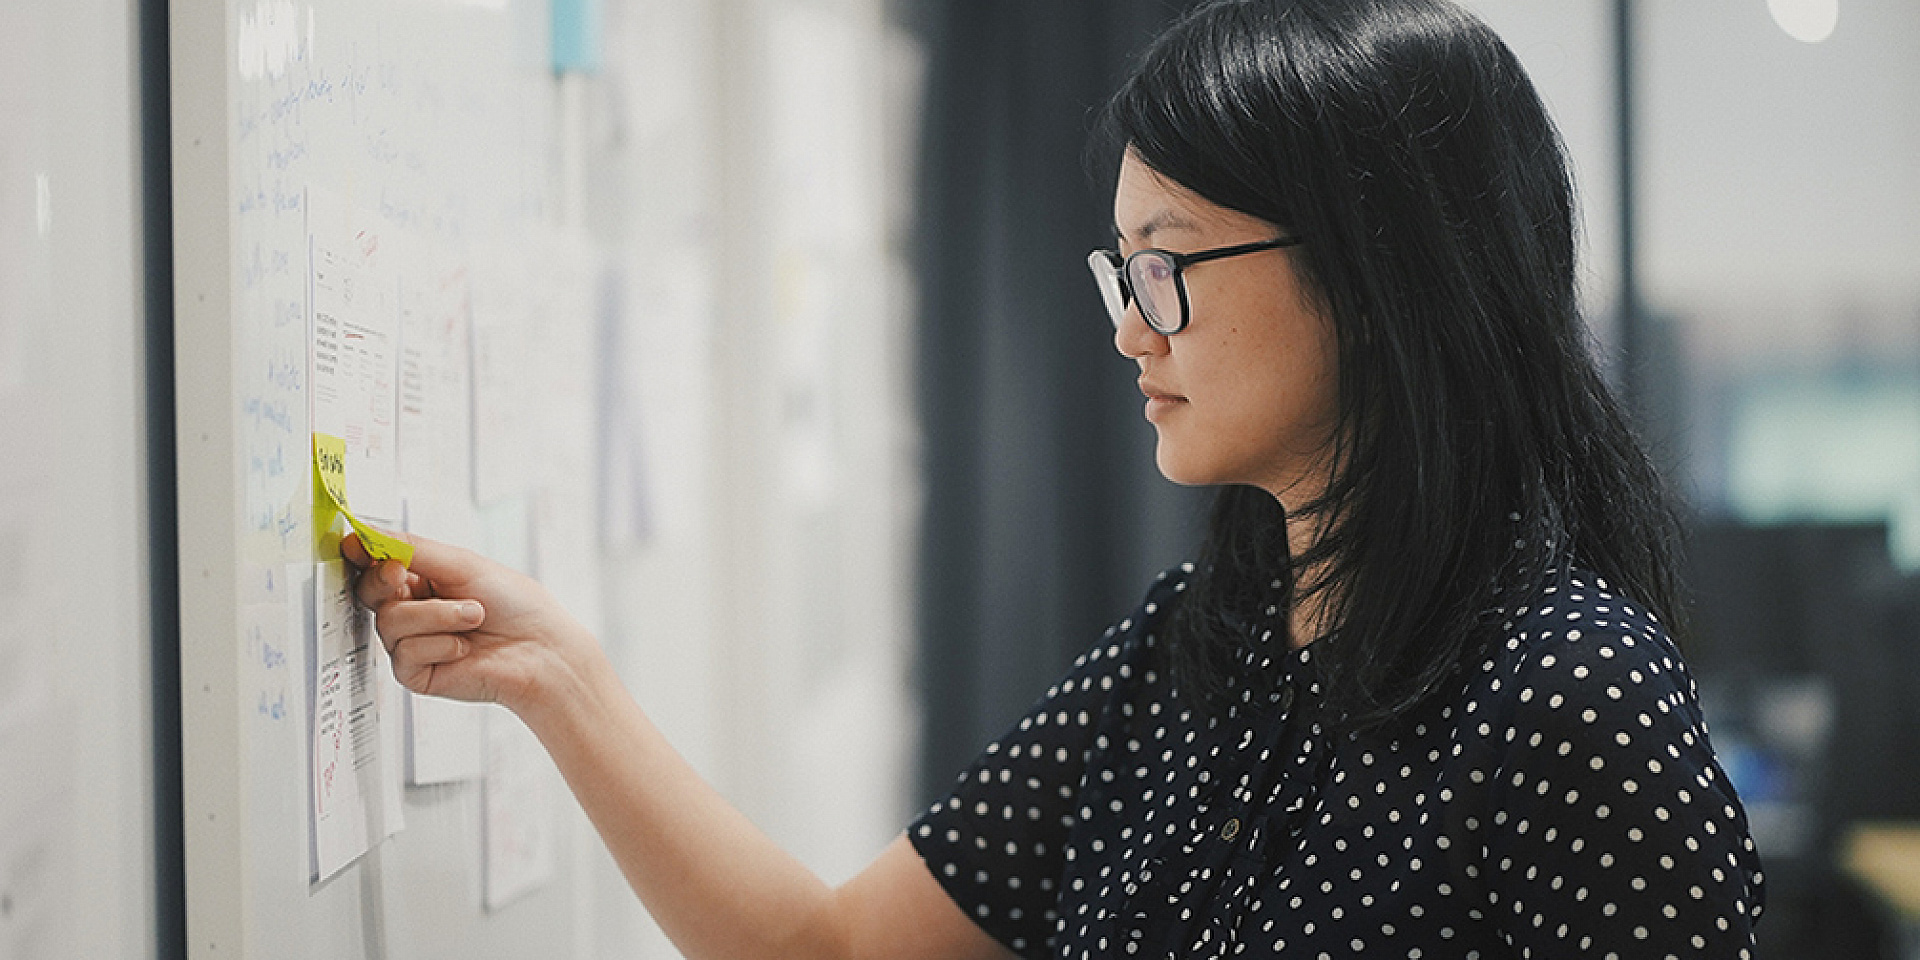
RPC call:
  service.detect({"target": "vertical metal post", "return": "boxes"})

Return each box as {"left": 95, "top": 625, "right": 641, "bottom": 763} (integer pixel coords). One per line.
{"left": 141, "top": 0, "right": 185, "bottom": 955}
{"left": 1614, "top": 0, "right": 1643, "bottom": 411}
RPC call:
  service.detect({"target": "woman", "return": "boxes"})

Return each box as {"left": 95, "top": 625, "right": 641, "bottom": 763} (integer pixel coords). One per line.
{"left": 351, "top": 0, "right": 1764, "bottom": 956}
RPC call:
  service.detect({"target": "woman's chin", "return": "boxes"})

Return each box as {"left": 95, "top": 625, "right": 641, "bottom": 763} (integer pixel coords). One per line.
{"left": 1153, "top": 445, "right": 1219, "bottom": 487}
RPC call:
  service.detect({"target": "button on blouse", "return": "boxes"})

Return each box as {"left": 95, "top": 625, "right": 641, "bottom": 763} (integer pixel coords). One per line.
{"left": 910, "top": 564, "right": 1765, "bottom": 959}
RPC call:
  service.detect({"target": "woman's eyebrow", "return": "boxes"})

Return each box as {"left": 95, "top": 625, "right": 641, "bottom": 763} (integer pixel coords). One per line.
{"left": 1114, "top": 209, "right": 1199, "bottom": 244}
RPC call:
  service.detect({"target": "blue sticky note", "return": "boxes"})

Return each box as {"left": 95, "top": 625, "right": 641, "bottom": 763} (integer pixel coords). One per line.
{"left": 552, "top": 0, "right": 602, "bottom": 73}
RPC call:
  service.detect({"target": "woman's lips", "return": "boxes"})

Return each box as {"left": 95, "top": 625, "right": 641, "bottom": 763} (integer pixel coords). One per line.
{"left": 1138, "top": 378, "right": 1185, "bottom": 400}
{"left": 1145, "top": 397, "right": 1185, "bottom": 420}
{"left": 1140, "top": 381, "right": 1188, "bottom": 419}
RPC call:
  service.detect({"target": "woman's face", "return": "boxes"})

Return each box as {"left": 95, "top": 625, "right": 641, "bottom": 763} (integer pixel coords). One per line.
{"left": 1111, "top": 151, "right": 1341, "bottom": 505}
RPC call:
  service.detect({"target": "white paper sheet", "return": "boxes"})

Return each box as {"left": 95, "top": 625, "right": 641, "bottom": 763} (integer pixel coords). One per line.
{"left": 524, "top": 235, "right": 605, "bottom": 626}
{"left": 596, "top": 267, "right": 656, "bottom": 550}
{"left": 309, "top": 192, "right": 403, "bottom": 522}
{"left": 404, "top": 693, "right": 488, "bottom": 786}
{"left": 478, "top": 495, "right": 534, "bottom": 576}
{"left": 468, "top": 245, "right": 533, "bottom": 505}
{"left": 397, "top": 248, "right": 480, "bottom": 550}
{"left": 308, "top": 559, "right": 405, "bottom": 883}
{"left": 483, "top": 708, "right": 552, "bottom": 911}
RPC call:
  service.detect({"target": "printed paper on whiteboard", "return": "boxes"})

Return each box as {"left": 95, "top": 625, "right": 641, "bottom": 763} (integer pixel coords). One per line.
{"left": 308, "top": 189, "right": 403, "bottom": 522}
{"left": 308, "top": 559, "right": 405, "bottom": 883}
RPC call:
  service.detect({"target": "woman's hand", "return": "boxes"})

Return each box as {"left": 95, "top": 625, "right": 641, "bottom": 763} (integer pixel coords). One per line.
{"left": 342, "top": 531, "right": 603, "bottom": 717}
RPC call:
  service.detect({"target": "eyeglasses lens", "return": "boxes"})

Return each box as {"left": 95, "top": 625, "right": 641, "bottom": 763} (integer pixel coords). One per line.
{"left": 1088, "top": 251, "right": 1128, "bottom": 326}
{"left": 1088, "top": 249, "right": 1183, "bottom": 334}
{"left": 1126, "top": 252, "right": 1179, "bottom": 333}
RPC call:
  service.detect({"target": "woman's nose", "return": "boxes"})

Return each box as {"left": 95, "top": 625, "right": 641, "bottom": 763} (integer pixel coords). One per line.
{"left": 1112, "top": 301, "right": 1169, "bottom": 359}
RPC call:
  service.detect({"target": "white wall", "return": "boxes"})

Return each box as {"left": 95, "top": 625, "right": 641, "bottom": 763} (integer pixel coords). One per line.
{"left": 1640, "top": 0, "right": 1920, "bottom": 360}
{"left": 0, "top": 0, "right": 157, "bottom": 957}
{"left": 1642, "top": 0, "right": 1920, "bottom": 306}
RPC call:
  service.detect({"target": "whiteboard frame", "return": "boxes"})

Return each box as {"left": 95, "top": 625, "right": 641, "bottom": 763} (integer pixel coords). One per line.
{"left": 169, "top": 0, "right": 246, "bottom": 954}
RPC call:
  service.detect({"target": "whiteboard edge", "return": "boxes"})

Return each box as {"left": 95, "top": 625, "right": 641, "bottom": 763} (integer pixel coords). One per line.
{"left": 170, "top": 0, "right": 246, "bottom": 956}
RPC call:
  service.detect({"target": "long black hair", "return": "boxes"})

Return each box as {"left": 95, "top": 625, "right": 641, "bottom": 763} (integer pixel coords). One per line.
{"left": 1094, "top": 0, "right": 1685, "bottom": 730}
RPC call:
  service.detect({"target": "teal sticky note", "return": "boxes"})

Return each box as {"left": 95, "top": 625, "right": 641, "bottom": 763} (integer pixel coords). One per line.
{"left": 552, "top": 0, "right": 602, "bottom": 73}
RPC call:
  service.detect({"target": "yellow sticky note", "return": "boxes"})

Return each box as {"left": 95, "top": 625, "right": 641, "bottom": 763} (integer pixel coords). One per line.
{"left": 312, "top": 433, "right": 415, "bottom": 566}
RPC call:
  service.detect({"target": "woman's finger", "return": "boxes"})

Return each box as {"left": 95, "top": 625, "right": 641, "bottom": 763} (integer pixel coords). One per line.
{"left": 402, "top": 568, "right": 436, "bottom": 599}
{"left": 355, "top": 560, "right": 398, "bottom": 606}
{"left": 373, "top": 598, "right": 486, "bottom": 651}
{"left": 386, "top": 535, "right": 482, "bottom": 591}
{"left": 341, "top": 533, "right": 373, "bottom": 568}
{"left": 355, "top": 559, "right": 422, "bottom": 606}
{"left": 387, "top": 632, "right": 471, "bottom": 694}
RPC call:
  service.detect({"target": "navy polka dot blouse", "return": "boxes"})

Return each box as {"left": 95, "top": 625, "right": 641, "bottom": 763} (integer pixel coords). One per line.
{"left": 910, "top": 563, "right": 1764, "bottom": 959}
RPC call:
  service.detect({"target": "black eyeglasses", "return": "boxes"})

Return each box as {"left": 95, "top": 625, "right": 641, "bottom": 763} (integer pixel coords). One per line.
{"left": 1087, "top": 236, "right": 1303, "bottom": 335}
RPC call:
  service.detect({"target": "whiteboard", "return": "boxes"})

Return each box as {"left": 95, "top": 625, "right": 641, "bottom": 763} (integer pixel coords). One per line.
{"left": 0, "top": 0, "right": 157, "bottom": 957}
{"left": 170, "top": 0, "right": 601, "bottom": 956}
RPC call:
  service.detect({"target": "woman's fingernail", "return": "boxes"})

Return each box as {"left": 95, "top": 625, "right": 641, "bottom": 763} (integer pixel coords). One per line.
{"left": 458, "top": 601, "right": 483, "bottom": 622}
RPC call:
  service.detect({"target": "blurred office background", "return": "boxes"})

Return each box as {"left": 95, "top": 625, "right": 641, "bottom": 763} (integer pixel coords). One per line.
{"left": 900, "top": 1, "right": 1920, "bottom": 957}
{"left": 2, "top": 0, "right": 1914, "bottom": 957}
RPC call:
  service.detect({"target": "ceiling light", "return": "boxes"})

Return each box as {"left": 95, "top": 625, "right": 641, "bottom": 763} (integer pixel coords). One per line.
{"left": 1767, "top": 0, "right": 1839, "bottom": 43}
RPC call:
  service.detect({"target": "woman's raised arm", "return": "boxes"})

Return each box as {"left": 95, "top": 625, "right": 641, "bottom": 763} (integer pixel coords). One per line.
{"left": 344, "top": 533, "right": 1011, "bottom": 960}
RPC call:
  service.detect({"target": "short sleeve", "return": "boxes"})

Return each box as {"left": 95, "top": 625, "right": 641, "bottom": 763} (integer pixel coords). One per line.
{"left": 909, "top": 581, "right": 1175, "bottom": 957}
{"left": 1483, "top": 617, "right": 1764, "bottom": 959}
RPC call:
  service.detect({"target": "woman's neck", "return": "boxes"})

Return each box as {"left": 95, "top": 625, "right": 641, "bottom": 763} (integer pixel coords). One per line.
{"left": 1270, "top": 466, "right": 1339, "bottom": 650}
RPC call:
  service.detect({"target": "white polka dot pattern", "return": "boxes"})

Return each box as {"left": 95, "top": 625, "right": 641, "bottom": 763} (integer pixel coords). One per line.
{"left": 908, "top": 565, "right": 1765, "bottom": 959}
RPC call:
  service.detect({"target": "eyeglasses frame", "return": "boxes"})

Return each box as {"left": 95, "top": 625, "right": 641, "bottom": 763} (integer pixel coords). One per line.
{"left": 1089, "top": 235, "right": 1305, "bottom": 335}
